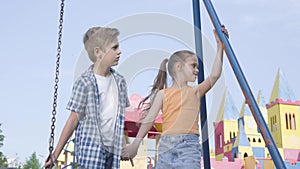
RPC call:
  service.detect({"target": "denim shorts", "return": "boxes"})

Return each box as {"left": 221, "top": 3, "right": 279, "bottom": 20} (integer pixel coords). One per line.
{"left": 156, "top": 134, "right": 201, "bottom": 169}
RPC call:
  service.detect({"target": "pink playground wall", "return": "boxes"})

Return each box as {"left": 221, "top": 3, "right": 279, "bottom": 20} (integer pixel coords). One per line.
{"left": 284, "top": 149, "right": 300, "bottom": 162}
{"left": 201, "top": 157, "right": 243, "bottom": 169}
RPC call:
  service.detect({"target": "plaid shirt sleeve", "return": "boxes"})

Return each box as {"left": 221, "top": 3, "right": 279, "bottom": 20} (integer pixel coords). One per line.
{"left": 66, "top": 77, "right": 87, "bottom": 115}
{"left": 124, "top": 81, "right": 130, "bottom": 108}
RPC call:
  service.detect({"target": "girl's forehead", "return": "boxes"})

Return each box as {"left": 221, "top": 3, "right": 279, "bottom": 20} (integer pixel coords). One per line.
{"left": 186, "top": 55, "right": 198, "bottom": 62}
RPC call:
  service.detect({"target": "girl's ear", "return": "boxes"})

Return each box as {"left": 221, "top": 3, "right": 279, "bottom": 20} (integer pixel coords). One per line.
{"left": 176, "top": 62, "right": 182, "bottom": 72}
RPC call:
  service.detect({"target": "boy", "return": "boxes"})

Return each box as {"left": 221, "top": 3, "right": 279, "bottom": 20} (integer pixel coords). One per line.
{"left": 44, "top": 27, "right": 130, "bottom": 169}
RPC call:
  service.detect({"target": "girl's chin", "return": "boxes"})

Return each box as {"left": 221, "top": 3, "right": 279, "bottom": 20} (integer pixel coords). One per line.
{"left": 190, "top": 79, "right": 197, "bottom": 82}
{"left": 112, "top": 62, "right": 119, "bottom": 66}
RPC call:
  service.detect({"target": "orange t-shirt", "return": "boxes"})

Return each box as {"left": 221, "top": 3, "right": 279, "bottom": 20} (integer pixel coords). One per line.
{"left": 161, "top": 86, "right": 200, "bottom": 135}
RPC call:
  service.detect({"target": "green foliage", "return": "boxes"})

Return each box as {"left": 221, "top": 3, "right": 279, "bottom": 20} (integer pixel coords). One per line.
{"left": 0, "top": 152, "right": 8, "bottom": 167}
{"left": 0, "top": 123, "right": 4, "bottom": 148}
{"left": 0, "top": 123, "right": 8, "bottom": 167}
{"left": 22, "top": 152, "right": 42, "bottom": 169}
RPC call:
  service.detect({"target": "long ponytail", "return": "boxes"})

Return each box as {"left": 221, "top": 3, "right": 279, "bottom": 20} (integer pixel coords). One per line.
{"left": 138, "top": 58, "right": 168, "bottom": 112}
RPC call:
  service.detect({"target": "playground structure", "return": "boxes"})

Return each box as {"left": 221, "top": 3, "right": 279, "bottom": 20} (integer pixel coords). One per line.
{"left": 55, "top": 68, "right": 300, "bottom": 169}
{"left": 47, "top": 0, "right": 294, "bottom": 169}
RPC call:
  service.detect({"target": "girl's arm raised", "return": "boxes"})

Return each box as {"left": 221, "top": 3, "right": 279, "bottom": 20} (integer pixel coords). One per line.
{"left": 122, "top": 90, "right": 164, "bottom": 159}
{"left": 197, "top": 27, "right": 228, "bottom": 98}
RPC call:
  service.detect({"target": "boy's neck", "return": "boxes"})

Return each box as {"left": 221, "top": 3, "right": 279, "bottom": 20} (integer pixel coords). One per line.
{"left": 93, "top": 64, "right": 111, "bottom": 77}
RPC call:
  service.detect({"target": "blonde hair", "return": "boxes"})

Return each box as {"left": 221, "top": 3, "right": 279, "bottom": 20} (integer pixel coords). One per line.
{"left": 83, "top": 27, "right": 120, "bottom": 62}
{"left": 139, "top": 50, "right": 195, "bottom": 112}
{"left": 167, "top": 50, "right": 195, "bottom": 77}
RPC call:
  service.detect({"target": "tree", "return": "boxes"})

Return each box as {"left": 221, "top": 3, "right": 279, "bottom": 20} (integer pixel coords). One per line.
{"left": 8, "top": 154, "right": 22, "bottom": 169}
{"left": 0, "top": 123, "right": 8, "bottom": 167}
{"left": 22, "top": 152, "right": 42, "bottom": 169}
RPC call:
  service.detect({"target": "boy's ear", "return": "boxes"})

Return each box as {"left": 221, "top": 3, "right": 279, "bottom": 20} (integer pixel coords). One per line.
{"left": 94, "top": 47, "right": 104, "bottom": 60}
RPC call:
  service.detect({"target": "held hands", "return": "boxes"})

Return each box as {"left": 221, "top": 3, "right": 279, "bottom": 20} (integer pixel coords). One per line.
{"left": 122, "top": 142, "right": 139, "bottom": 159}
{"left": 121, "top": 140, "right": 141, "bottom": 166}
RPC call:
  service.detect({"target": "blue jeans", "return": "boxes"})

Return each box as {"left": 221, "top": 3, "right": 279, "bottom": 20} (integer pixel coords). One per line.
{"left": 156, "top": 134, "right": 201, "bottom": 169}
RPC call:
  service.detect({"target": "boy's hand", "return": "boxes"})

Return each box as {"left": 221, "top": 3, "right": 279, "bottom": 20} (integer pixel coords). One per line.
{"left": 121, "top": 144, "right": 136, "bottom": 167}
{"left": 44, "top": 154, "right": 56, "bottom": 169}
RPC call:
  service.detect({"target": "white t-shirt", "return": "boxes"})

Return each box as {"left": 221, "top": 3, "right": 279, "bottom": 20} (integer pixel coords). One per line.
{"left": 94, "top": 73, "right": 118, "bottom": 148}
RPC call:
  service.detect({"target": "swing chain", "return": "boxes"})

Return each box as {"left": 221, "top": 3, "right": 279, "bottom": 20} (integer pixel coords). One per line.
{"left": 48, "top": 0, "right": 65, "bottom": 161}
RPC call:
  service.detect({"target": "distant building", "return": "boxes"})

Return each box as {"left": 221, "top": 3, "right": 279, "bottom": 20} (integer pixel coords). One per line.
{"left": 213, "top": 69, "right": 300, "bottom": 169}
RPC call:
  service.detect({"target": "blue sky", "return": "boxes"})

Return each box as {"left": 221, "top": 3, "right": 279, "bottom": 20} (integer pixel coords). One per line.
{"left": 1, "top": 0, "right": 299, "bottom": 164}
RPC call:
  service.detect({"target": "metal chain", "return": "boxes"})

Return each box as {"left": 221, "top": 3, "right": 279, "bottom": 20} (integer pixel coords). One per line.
{"left": 48, "top": 0, "right": 65, "bottom": 164}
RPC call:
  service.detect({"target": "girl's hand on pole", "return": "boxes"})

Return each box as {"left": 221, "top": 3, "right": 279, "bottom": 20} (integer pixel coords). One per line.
{"left": 213, "top": 25, "right": 229, "bottom": 48}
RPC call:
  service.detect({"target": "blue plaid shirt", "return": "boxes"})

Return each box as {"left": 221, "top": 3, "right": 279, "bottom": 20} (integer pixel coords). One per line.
{"left": 66, "top": 65, "right": 130, "bottom": 169}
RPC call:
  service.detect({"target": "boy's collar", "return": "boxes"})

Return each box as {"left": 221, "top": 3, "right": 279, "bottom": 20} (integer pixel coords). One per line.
{"left": 88, "top": 64, "right": 117, "bottom": 76}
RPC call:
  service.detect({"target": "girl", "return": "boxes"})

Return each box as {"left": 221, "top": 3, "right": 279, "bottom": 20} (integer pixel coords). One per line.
{"left": 122, "top": 27, "right": 228, "bottom": 168}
